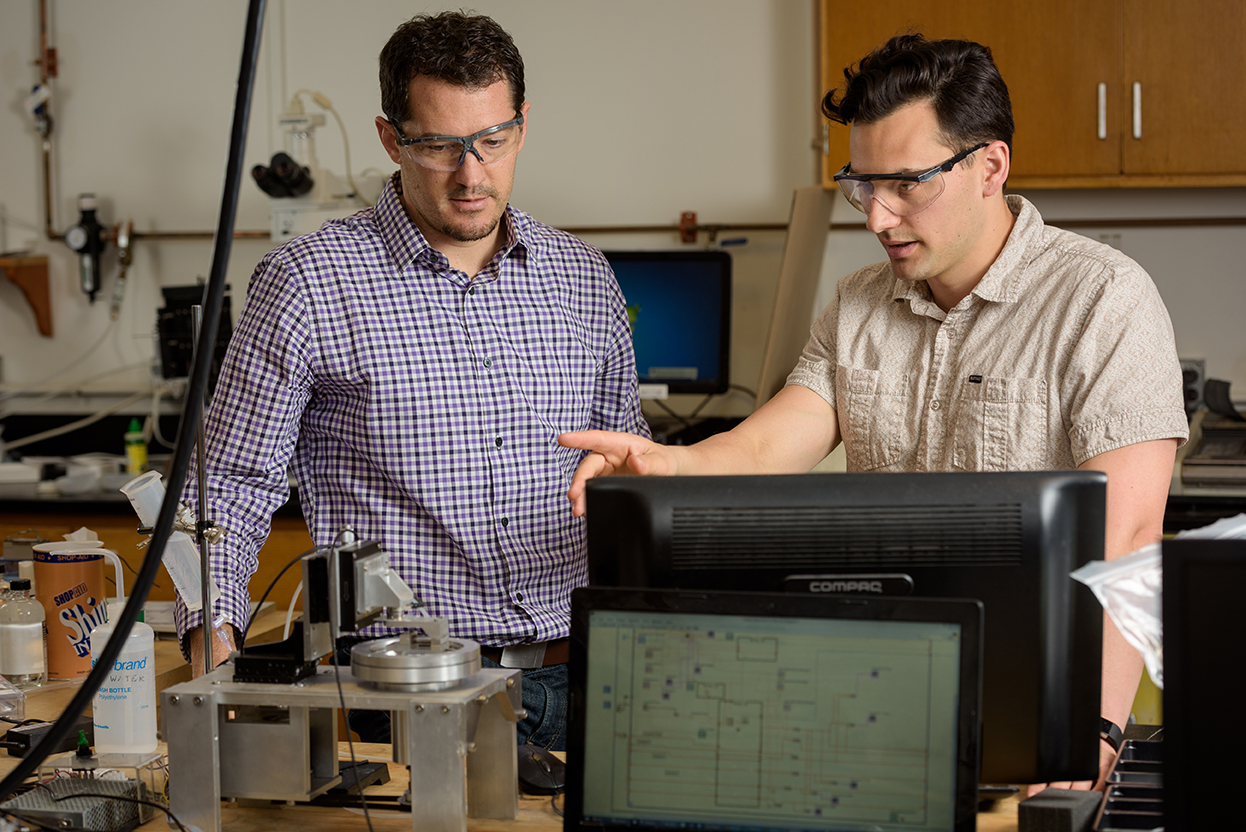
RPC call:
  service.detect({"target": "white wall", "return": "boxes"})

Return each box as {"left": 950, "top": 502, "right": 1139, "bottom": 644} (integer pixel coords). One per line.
{"left": 2, "top": 0, "right": 1243, "bottom": 421}
{"left": 0, "top": 0, "right": 817, "bottom": 421}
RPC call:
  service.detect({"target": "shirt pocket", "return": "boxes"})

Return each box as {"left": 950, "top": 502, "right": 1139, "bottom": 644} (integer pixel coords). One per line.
{"left": 836, "top": 365, "right": 913, "bottom": 471}
{"left": 952, "top": 376, "right": 1048, "bottom": 471}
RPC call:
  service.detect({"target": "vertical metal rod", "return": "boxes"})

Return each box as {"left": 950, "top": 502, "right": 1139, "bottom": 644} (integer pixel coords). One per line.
{"left": 191, "top": 304, "right": 213, "bottom": 676}
{"left": 39, "top": 0, "right": 57, "bottom": 239}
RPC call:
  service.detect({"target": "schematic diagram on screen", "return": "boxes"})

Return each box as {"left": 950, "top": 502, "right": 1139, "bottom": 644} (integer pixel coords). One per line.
{"left": 586, "top": 620, "right": 961, "bottom": 828}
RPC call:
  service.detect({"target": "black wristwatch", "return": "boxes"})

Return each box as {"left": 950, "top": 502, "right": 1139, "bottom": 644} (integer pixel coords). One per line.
{"left": 1100, "top": 717, "right": 1124, "bottom": 752}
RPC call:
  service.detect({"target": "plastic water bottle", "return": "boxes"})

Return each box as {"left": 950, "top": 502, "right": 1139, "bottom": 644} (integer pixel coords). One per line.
{"left": 89, "top": 617, "right": 157, "bottom": 753}
{"left": 0, "top": 579, "right": 48, "bottom": 689}
{"left": 124, "top": 417, "right": 147, "bottom": 475}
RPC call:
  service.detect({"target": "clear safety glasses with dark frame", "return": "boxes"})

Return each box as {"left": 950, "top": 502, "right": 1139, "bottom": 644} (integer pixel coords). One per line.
{"left": 389, "top": 114, "right": 525, "bottom": 171}
{"left": 833, "top": 141, "right": 989, "bottom": 216}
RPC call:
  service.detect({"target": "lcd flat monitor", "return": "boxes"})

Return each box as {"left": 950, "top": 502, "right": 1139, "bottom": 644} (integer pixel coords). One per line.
{"left": 585, "top": 470, "right": 1106, "bottom": 785}
{"left": 1162, "top": 538, "right": 1246, "bottom": 830}
{"left": 605, "top": 250, "right": 731, "bottom": 396}
{"left": 565, "top": 587, "right": 984, "bottom": 832}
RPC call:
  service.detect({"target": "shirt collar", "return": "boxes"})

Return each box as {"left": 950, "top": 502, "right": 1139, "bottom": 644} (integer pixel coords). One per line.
{"left": 374, "top": 173, "right": 534, "bottom": 276}
{"left": 967, "top": 194, "right": 1045, "bottom": 304}
{"left": 891, "top": 278, "right": 946, "bottom": 321}
{"left": 891, "top": 194, "right": 1045, "bottom": 315}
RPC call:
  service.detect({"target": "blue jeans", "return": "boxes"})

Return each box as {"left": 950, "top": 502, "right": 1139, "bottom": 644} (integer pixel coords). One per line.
{"left": 337, "top": 640, "right": 568, "bottom": 751}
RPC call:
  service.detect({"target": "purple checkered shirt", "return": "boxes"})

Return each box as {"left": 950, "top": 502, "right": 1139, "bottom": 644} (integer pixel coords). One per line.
{"left": 176, "top": 176, "right": 647, "bottom": 651}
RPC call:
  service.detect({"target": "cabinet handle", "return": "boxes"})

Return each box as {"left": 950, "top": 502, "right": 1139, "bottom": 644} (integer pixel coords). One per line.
{"left": 1133, "top": 82, "right": 1142, "bottom": 139}
{"left": 1097, "top": 83, "right": 1107, "bottom": 140}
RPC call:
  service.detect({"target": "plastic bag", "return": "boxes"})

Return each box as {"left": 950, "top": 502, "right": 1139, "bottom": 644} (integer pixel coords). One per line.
{"left": 1071, "top": 544, "right": 1164, "bottom": 686}
{"left": 1070, "top": 513, "right": 1246, "bottom": 689}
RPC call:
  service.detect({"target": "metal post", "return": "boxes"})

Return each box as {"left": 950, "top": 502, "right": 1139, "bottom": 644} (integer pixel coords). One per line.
{"left": 190, "top": 305, "right": 213, "bottom": 676}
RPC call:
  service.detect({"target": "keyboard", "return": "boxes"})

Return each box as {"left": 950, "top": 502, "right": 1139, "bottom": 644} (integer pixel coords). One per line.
{"left": 1094, "top": 732, "right": 1163, "bottom": 831}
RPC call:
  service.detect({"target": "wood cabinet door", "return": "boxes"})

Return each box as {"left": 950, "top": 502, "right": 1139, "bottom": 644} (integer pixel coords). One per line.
{"left": 820, "top": 0, "right": 1121, "bottom": 184}
{"left": 1122, "top": 0, "right": 1246, "bottom": 175}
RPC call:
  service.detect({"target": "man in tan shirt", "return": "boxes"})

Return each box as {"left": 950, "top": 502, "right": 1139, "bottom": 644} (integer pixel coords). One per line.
{"left": 561, "top": 35, "right": 1186, "bottom": 792}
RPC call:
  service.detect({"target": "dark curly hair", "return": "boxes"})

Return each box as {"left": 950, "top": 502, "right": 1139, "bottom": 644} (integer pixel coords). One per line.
{"left": 822, "top": 34, "right": 1013, "bottom": 153}
{"left": 380, "top": 11, "right": 525, "bottom": 128}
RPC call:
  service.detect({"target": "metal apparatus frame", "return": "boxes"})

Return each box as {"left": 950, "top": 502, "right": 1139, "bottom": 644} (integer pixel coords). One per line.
{"left": 161, "top": 662, "right": 521, "bottom": 832}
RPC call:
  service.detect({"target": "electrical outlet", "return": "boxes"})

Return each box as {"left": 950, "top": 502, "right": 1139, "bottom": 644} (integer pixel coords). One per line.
{"left": 1180, "top": 358, "right": 1205, "bottom": 415}
{"left": 1098, "top": 233, "right": 1122, "bottom": 250}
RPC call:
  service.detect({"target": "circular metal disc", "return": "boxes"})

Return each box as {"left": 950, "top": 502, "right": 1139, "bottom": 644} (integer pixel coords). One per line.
{"left": 350, "top": 636, "right": 481, "bottom": 691}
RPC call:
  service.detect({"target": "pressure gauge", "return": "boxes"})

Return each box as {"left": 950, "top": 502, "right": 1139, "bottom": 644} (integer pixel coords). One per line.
{"left": 67, "top": 193, "right": 104, "bottom": 302}
{"left": 64, "top": 223, "right": 90, "bottom": 252}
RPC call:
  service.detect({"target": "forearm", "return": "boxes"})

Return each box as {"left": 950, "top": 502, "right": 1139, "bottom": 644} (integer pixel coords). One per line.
{"left": 1081, "top": 439, "right": 1177, "bottom": 728}
{"left": 677, "top": 385, "right": 840, "bottom": 476}
{"left": 1101, "top": 614, "right": 1144, "bottom": 730}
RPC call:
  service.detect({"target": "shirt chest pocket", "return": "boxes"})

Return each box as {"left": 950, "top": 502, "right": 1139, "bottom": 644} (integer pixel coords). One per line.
{"left": 952, "top": 376, "right": 1048, "bottom": 471}
{"left": 836, "top": 365, "right": 915, "bottom": 471}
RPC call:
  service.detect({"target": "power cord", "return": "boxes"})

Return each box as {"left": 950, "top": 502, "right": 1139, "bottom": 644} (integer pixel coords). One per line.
{"left": 290, "top": 89, "right": 366, "bottom": 206}
{"left": 238, "top": 545, "right": 323, "bottom": 647}
{"left": 282, "top": 580, "right": 305, "bottom": 640}
{"left": 332, "top": 662, "right": 374, "bottom": 832}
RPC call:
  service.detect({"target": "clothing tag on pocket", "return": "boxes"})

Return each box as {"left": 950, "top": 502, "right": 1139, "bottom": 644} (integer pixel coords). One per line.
{"left": 968, "top": 374, "right": 983, "bottom": 384}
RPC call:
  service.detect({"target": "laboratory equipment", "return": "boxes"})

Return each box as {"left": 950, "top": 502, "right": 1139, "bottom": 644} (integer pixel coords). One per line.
{"left": 63, "top": 193, "right": 106, "bottom": 302}
{"left": 161, "top": 531, "right": 523, "bottom": 832}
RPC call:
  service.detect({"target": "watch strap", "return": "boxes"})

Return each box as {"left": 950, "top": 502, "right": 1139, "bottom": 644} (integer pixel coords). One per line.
{"left": 1100, "top": 717, "right": 1123, "bottom": 752}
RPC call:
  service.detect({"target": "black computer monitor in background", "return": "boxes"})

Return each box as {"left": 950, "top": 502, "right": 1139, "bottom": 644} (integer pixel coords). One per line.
{"left": 604, "top": 250, "right": 731, "bottom": 396}
{"left": 585, "top": 470, "right": 1106, "bottom": 785}
{"left": 1163, "top": 538, "right": 1245, "bottom": 830}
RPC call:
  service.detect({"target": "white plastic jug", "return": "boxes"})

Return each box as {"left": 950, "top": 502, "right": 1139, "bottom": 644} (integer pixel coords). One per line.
{"left": 89, "top": 618, "right": 157, "bottom": 753}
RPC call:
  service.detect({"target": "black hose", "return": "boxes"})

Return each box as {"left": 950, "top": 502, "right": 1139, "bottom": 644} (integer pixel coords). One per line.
{"left": 0, "top": 0, "right": 267, "bottom": 797}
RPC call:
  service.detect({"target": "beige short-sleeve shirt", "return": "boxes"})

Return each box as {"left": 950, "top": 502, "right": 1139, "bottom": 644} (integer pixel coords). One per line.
{"left": 787, "top": 195, "right": 1189, "bottom": 472}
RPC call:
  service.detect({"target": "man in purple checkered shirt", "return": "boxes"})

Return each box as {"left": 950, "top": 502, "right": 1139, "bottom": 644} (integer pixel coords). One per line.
{"left": 177, "top": 11, "right": 646, "bottom": 751}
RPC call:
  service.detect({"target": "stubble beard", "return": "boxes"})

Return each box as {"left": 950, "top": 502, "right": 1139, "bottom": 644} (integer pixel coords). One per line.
{"left": 436, "top": 186, "right": 504, "bottom": 243}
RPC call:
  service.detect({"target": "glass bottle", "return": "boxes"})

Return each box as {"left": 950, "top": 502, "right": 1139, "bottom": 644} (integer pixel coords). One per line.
{"left": 0, "top": 579, "right": 47, "bottom": 689}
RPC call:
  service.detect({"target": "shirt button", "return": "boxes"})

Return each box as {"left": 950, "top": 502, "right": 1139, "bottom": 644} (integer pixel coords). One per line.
{"left": 495, "top": 437, "right": 504, "bottom": 448}
{"left": 483, "top": 357, "right": 493, "bottom": 369}
{"left": 515, "top": 592, "right": 524, "bottom": 602}
{"left": 467, "top": 286, "right": 476, "bottom": 296}
{"left": 931, "top": 400, "right": 941, "bottom": 411}
{"left": 501, "top": 517, "right": 509, "bottom": 528}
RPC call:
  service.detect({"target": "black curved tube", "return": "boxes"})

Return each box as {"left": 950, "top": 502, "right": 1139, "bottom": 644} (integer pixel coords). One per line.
{"left": 0, "top": 0, "right": 267, "bottom": 797}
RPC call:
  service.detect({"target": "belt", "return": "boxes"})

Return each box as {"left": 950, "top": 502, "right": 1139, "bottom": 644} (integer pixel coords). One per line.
{"left": 480, "top": 638, "right": 569, "bottom": 668}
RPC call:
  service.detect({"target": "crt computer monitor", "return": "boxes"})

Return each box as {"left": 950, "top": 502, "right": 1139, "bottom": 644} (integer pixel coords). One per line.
{"left": 585, "top": 470, "right": 1106, "bottom": 785}
{"left": 604, "top": 250, "right": 732, "bottom": 396}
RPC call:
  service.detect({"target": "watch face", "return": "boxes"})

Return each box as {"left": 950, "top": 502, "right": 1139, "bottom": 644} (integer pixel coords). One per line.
{"left": 65, "top": 225, "right": 88, "bottom": 251}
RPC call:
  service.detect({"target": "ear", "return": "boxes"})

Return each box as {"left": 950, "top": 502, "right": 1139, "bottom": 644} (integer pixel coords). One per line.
{"left": 376, "top": 116, "right": 403, "bottom": 165}
{"left": 515, "top": 101, "right": 532, "bottom": 154}
{"left": 980, "top": 140, "right": 1010, "bottom": 197}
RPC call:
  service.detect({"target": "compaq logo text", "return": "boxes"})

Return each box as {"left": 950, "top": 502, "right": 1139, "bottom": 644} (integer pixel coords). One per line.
{"left": 809, "top": 580, "right": 884, "bottom": 593}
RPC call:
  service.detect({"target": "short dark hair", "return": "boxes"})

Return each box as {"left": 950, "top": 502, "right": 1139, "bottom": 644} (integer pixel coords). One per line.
{"left": 822, "top": 34, "right": 1014, "bottom": 153}
{"left": 379, "top": 11, "right": 525, "bottom": 128}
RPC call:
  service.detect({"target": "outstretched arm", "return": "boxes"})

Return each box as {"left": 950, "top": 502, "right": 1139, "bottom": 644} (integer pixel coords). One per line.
{"left": 1027, "top": 437, "right": 1178, "bottom": 796}
{"left": 560, "top": 385, "right": 840, "bottom": 515}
